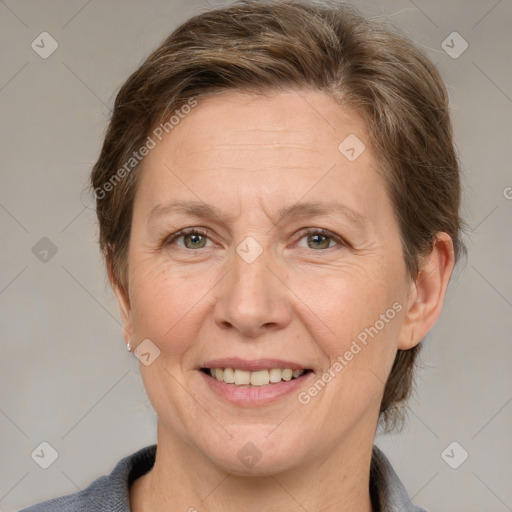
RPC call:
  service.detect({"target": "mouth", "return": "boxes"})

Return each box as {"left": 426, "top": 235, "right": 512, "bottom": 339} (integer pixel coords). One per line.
{"left": 198, "top": 359, "right": 314, "bottom": 406}
{"left": 201, "top": 367, "right": 312, "bottom": 386}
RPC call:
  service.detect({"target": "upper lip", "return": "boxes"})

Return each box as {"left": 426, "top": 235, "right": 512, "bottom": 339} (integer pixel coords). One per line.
{"left": 200, "top": 358, "right": 309, "bottom": 372}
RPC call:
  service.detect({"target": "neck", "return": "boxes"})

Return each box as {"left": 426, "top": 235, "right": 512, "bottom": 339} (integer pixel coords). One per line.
{"left": 131, "top": 422, "right": 375, "bottom": 512}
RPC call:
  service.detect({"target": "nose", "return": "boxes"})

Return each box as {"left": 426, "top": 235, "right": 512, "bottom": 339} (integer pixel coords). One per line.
{"left": 213, "top": 245, "right": 292, "bottom": 338}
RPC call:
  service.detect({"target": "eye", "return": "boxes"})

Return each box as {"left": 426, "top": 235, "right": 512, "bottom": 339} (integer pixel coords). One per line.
{"left": 295, "top": 228, "right": 344, "bottom": 250}
{"left": 164, "top": 227, "right": 346, "bottom": 252}
{"left": 166, "top": 228, "right": 214, "bottom": 250}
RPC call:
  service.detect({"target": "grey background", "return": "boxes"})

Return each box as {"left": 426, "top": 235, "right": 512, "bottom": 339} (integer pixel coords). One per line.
{"left": 1, "top": 0, "right": 511, "bottom": 510}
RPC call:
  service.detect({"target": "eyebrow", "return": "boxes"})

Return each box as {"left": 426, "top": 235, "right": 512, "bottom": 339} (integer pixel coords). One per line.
{"left": 148, "top": 199, "right": 369, "bottom": 230}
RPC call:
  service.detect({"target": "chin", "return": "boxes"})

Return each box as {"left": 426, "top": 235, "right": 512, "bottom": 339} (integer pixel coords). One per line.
{"left": 198, "top": 428, "right": 307, "bottom": 476}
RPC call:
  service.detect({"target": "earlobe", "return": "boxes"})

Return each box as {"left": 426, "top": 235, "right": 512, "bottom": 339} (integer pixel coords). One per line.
{"left": 398, "top": 233, "right": 455, "bottom": 350}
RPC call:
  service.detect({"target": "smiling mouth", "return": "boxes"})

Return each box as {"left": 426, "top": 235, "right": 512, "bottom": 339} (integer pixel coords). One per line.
{"left": 201, "top": 367, "right": 312, "bottom": 386}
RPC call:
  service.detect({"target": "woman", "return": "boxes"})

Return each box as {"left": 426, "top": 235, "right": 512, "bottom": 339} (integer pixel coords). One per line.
{"left": 22, "top": 1, "right": 465, "bottom": 510}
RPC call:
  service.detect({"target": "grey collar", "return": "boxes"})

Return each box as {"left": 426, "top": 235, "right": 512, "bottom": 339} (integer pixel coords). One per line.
{"left": 20, "top": 443, "right": 426, "bottom": 511}
{"left": 370, "top": 444, "right": 428, "bottom": 512}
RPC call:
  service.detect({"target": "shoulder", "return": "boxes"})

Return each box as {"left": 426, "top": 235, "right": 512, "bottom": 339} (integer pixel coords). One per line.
{"left": 19, "top": 445, "right": 157, "bottom": 512}
{"left": 18, "top": 474, "right": 111, "bottom": 512}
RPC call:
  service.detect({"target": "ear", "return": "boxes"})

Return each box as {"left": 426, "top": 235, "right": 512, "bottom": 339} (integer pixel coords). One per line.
{"left": 107, "top": 258, "right": 133, "bottom": 346}
{"left": 398, "top": 232, "right": 455, "bottom": 350}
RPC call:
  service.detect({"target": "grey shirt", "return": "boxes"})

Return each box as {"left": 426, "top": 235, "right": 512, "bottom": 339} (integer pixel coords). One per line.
{"left": 19, "top": 444, "right": 427, "bottom": 511}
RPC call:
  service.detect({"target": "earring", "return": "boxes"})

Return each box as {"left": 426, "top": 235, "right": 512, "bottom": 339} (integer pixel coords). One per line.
{"left": 127, "top": 341, "right": 132, "bottom": 352}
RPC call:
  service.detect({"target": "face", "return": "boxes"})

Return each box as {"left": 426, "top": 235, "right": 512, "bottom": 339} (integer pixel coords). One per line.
{"left": 117, "top": 89, "right": 417, "bottom": 475}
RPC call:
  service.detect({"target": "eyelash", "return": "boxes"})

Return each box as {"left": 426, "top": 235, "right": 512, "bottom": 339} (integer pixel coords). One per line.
{"left": 164, "top": 227, "right": 347, "bottom": 251}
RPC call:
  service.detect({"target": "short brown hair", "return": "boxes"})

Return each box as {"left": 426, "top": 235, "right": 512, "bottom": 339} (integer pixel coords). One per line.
{"left": 91, "top": 0, "right": 467, "bottom": 431}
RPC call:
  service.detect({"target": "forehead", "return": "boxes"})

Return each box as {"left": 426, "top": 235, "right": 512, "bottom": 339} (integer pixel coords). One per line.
{"left": 135, "top": 89, "right": 392, "bottom": 231}
{"left": 162, "top": 89, "right": 367, "bottom": 171}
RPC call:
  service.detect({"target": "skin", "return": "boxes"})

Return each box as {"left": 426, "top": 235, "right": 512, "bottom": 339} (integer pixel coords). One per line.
{"left": 112, "top": 89, "right": 455, "bottom": 512}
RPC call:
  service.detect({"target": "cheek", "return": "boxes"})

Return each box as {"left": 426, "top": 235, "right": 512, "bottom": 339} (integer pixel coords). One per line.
{"left": 128, "top": 253, "right": 246, "bottom": 371}
{"left": 303, "top": 281, "right": 403, "bottom": 432}
{"left": 300, "top": 258, "right": 405, "bottom": 389}
{"left": 297, "top": 258, "right": 402, "bottom": 338}
{"left": 127, "top": 232, "right": 406, "bottom": 369}
{"left": 128, "top": 258, "right": 206, "bottom": 358}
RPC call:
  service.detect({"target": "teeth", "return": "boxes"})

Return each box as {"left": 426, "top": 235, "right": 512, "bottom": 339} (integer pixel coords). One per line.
{"left": 281, "top": 369, "right": 292, "bottom": 381}
{"left": 250, "top": 370, "right": 269, "bottom": 386}
{"left": 234, "top": 369, "right": 251, "bottom": 385}
{"left": 223, "top": 367, "right": 235, "bottom": 383}
{"left": 208, "top": 367, "right": 306, "bottom": 386}
{"left": 269, "top": 368, "right": 282, "bottom": 383}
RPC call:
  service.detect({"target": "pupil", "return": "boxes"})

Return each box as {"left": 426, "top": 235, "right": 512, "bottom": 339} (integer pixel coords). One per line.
{"left": 183, "top": 233, "right": 330, "bottom": 249}
{"left": 186, "top": 234, "right": 204, "bottom": 248}
{"left": 309, "top": 234, "right": 329, "bottom": 249}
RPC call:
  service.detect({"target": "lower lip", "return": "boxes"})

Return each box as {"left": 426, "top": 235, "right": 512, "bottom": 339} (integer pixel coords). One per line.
{"left": 199, "top": 370, "right": 313, "bottom": 406}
